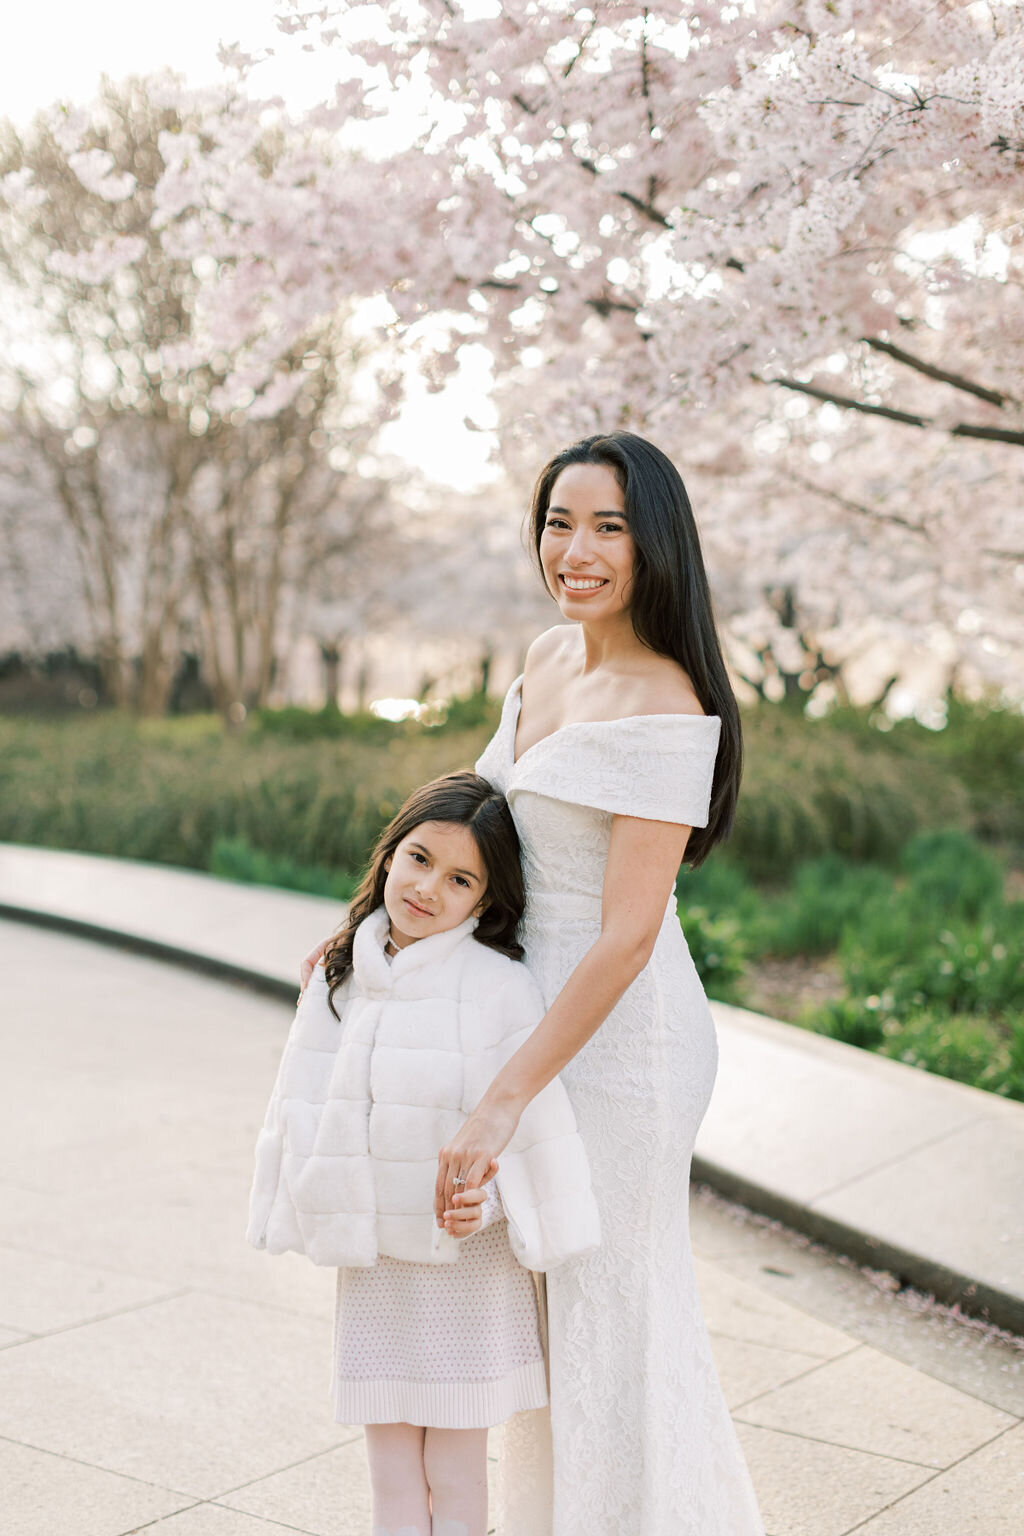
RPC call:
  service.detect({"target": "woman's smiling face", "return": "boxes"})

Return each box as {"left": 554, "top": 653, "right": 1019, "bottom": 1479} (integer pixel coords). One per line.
{"left": 539, "top": 462, "right": 635, "bottom": 622}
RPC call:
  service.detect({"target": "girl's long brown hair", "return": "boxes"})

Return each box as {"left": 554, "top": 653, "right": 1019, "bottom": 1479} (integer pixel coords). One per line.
{"left": 323, "top": 771, "right": 526, "bottom": 1018}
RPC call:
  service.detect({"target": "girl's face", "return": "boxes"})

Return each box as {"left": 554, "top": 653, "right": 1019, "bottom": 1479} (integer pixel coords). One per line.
{"left": 383, "top": 821, "right": 489, "bottom": 948}
{"left": 539, "top": 462, "right": 636, "bottom": 623}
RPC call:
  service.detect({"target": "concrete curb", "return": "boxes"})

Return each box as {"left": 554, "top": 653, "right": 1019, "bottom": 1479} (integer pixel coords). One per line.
{"left": 690, "top": 1155, "right": 1024, "bottom": 1336}
{"left": 0, "top": 901, "right": 299, "bottom": 1003}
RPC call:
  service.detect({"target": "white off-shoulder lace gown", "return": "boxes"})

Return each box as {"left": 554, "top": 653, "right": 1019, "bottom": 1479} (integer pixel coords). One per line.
{"left": 475, "top": 674, "right": 764, "bottom": 1536}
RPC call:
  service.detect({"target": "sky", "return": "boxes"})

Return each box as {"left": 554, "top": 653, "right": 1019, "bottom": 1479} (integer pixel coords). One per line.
{"left": 5, "top": 3, "right": 275, "bottom": 124}
{"left": 2, "top": 1, "right": 502, "bottom": 491}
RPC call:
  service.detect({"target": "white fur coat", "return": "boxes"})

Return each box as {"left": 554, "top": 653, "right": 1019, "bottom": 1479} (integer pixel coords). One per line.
{"left": 246, "top": 904, "right": 601, "bottom": 1272}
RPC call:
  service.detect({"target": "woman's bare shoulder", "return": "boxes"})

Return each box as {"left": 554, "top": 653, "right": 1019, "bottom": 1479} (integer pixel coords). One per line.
{"left": 633, "top": 654, "right": 708, "bottom": 718}
{"left": 523, "top": 624, "right": 578, "bottom": 674}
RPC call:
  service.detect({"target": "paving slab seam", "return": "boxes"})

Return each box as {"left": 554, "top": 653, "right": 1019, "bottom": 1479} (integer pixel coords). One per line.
{"left": 837, "top": 1417, "right": 1024, "bottom": 1535}
{"left": 208, "top": 1503, "right": 339, "bottom": 1536}
{"left": 729, "top": 1341, "right": 869, "bottom": 1416}
{"left": 709, "top": 1327, "right": 862, "bottom": 1368}
{"left": 691, "top": 1154, "right": 1024, "bottom": 1338}
{"left": 0, "top": 1428, "right": 199, "bottom": 1496}
{"left": 0, "top": 1285, "right": 192, "bottom": 1347}
{"left": 110, "top": 1503, "right": 205, "bottom": 1536}
{"left": 731, "top": 1414, "right": 972, "bottom": 1473}
{"left": 205, "top": 1434, "right": 368, "bottom": 1504}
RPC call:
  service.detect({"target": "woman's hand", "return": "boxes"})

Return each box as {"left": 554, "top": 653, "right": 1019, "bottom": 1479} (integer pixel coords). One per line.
{"left": 298, "top": 937, "right": 330, "bottom": 999}
{"left": 435, "top": 1100, "right": 521, "bottom": 1225}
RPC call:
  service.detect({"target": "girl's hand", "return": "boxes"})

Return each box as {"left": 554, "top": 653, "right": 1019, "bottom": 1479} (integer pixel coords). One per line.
{"left": 436, "top": 1100, "right": 521, "bottom": 1225}
{"left": 298, "top": 937, "right": 330, "bottom": 999}
{"left": 442, "top": 1183, "right": 489, "bottom": 1238}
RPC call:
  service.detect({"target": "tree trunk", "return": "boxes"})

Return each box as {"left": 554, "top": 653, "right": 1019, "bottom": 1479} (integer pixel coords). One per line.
{"left": 322, "top": 639, "right": 345, "bottom": 708}
{"left": 356, "top": 651, "right": 371, "bottom": 712}
{"left": 417, "top": 672, "right": 437, "bottom": 703}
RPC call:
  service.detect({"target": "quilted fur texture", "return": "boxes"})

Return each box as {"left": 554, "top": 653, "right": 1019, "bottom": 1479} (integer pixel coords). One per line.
{"left": 246, "top": 904, "right": 601, "bottom": 1272}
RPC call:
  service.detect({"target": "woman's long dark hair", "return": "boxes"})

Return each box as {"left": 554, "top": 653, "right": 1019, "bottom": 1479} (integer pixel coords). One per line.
{"left": 323, "top": 771, "right": 525, "bottom": 1017}
{"left": 528, "top": 430, "right": 741, "bottom": 870}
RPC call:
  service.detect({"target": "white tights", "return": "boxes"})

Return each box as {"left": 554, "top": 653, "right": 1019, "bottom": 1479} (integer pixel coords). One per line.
{"left": 365, "top": 1421, "right": 489, "bottom": 1536}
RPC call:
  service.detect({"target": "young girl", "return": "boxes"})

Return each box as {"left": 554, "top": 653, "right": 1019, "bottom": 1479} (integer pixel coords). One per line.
{"left": 246, "top": 770, "right": 600, "bottom": 1536}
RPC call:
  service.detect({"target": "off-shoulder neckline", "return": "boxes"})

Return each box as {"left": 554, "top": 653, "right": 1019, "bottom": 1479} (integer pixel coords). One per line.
{"left": 507, "top": 672, "right": 721, "bottom": 768}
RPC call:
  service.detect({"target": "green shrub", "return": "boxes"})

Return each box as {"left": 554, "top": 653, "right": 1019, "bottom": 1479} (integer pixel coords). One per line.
{"left": 430, "top": 691, "right": 502, "bottom": 732}
{"left": 752, "top": 854, "right": 893, "bottom": 957}
{"left": 839, "top": 907, "right": 1023, "bottom": 1021}
{"left": 875, "top": 1009, "right": 1016, "bottom": 1097}
{"left": 891, "top": 697, "right": 1024, "bottom": 845}
{"left": 730, "top": 705, "right": 972, "bottom": 881}
{"left": 806, "top": 995, "right": 886, "bottom": 1051}
{"left": 252, "top": 703, "right": 397, "bottom": 742}
{"left": 900, "top": 828, "right": 1005, "bottom": 921}
{"left": 252, "top": 690, "right": 502, "bottom": 740}
{"left": 0, "top": 694, "right": 1004, "bottom": 892}
{"left": 676, "top": 854, "right": 760, "bottom": 920}
{"left": 0, "top": 711, "right": 488, "bottom": 873}
{"left": 209, "top": 836, "right": 358, "bottom": 902}
{"left": 678, "top": 903, "right": 748, "bottom": 1003}
{"left": 811, "top": 996, "right": 1024, "bottom": 1102}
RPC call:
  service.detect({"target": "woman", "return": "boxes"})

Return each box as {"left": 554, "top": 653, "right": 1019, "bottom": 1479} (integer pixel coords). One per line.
{"left": 306, "top": 431, "right": 764, "bottom": 1535}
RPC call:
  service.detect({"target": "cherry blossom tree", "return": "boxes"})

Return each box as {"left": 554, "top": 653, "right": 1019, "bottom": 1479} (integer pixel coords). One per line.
{"left": 251, "top": 0, "right": 1023, "bottom": 445}
{"left": 12, "top": 7, "right": 1022, "bottom": 710}
{"left": 132, "top": 0, "right": 1023, "bottom": 705}
{"left": 0, "top": 76, "right": 400, "bottom": 714}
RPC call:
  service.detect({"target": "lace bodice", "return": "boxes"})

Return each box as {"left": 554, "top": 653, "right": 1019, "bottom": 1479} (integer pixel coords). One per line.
{"left": 476, "top": 673, "right": 721, "bottom": 901}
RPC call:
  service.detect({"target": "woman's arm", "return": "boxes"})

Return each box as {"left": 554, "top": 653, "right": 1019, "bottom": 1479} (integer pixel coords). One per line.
{"left": 434, "top": 812, "right": 693, "bottom": 1220}
{"left": 299, "top": 938, "right": 330, "bottom": 996}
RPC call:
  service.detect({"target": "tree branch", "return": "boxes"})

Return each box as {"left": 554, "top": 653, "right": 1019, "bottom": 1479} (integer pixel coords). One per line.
{"left": 764, "top": 375, "right": 1024, "bottom": 445}
{"left": 577, "top": 156, "right": 671, "bottom": 228}
{"left": 780, "top": 468, "right": 931, "bottom": 537}
{"left": 864, "top": 337, "right": 1014, "bottom": 408}
{"left": 561, "top": 15, "right": 597, "bottom": 80}
{"left": 950, "top": 422, "right": 1024, "bottom": 446}
{"left": 765, "top": 374, "right": 931, "bottom": 428}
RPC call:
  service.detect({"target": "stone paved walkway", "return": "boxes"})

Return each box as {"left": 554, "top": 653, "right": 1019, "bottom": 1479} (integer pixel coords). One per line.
{"left": 2, "top": 918, "right": 1022, "bottom": 1535}
{"left": 4, "top": 841, "right": 1023, "bottom": 1335}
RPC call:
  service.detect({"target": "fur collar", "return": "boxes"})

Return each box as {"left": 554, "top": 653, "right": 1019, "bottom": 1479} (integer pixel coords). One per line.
{"left": 352, "top": 903, "right": 481, "bottom": 997}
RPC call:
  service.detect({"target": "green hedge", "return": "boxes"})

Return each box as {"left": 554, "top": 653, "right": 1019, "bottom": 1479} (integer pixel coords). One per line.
{"left": 0, "top": 711, "right": 496, "bottom": 876}
{"left": 0, "top": 694, "right": 1003, "bottom": 886}
{"left": 729, "top": 701, "right": 973, "bottom": 879}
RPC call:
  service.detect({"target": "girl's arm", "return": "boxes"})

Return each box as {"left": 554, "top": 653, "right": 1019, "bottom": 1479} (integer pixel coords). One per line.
{"left": 434, "top": 812, "right": 692, "bottom": 1218}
